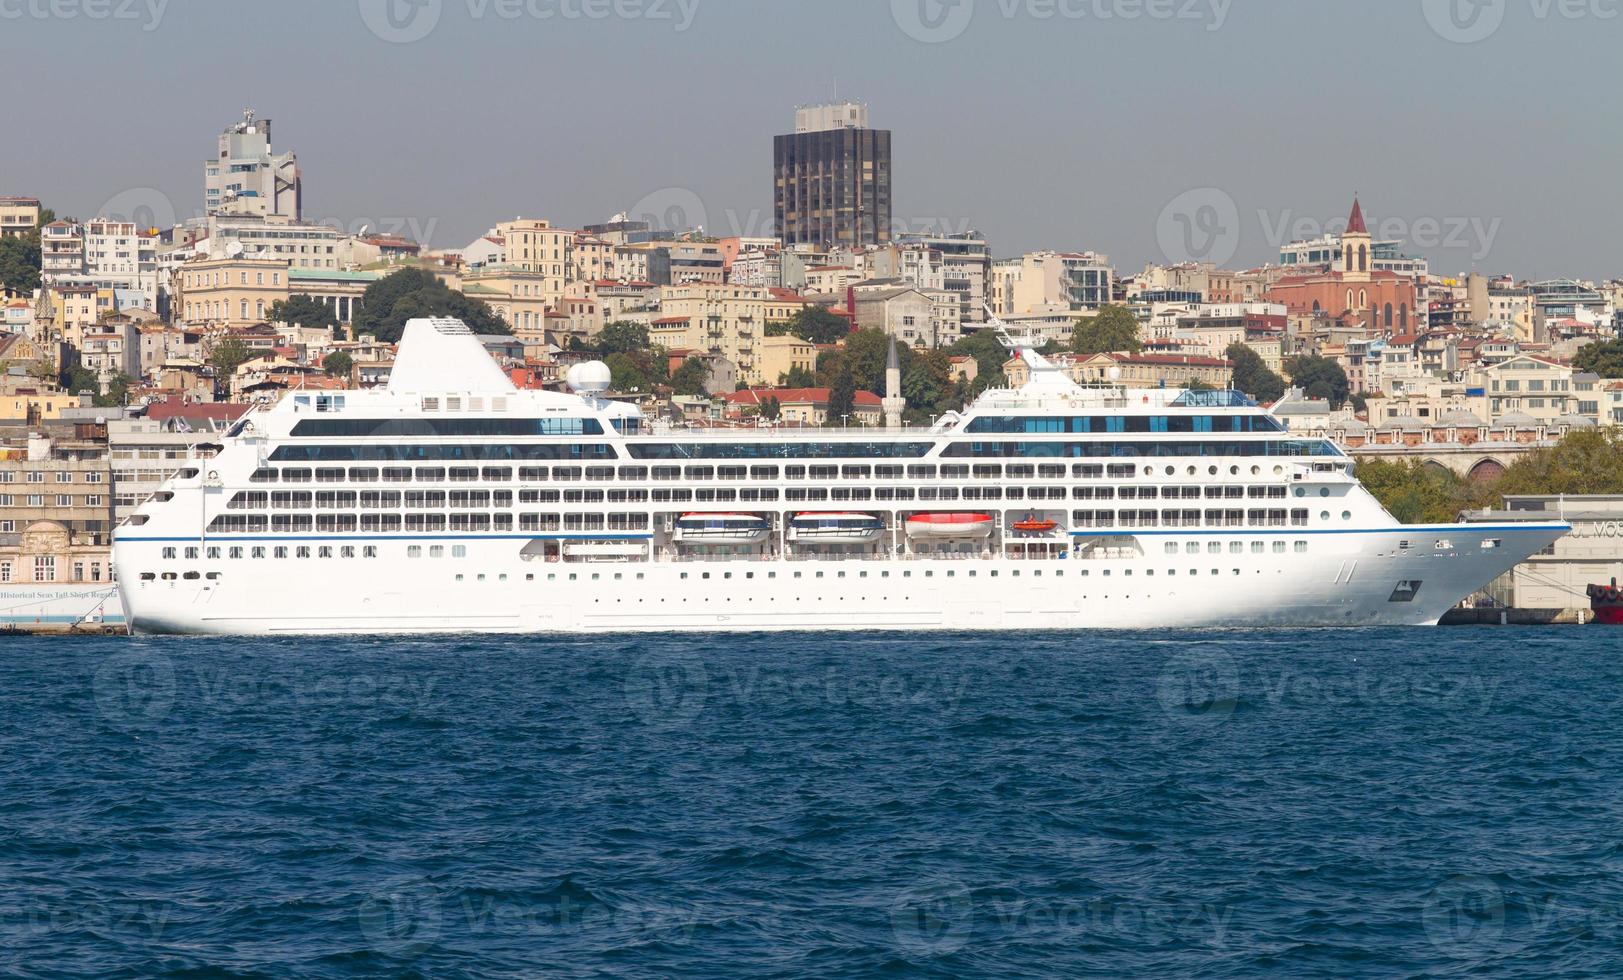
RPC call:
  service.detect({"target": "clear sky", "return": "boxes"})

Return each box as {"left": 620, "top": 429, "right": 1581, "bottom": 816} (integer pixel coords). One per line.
{"left": 2, "top": 0, "right": 1616, "bottom": 280}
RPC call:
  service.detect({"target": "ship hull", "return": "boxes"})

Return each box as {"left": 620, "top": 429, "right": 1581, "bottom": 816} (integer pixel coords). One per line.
{"left": 116, "top": 524, "right": 1564, "bottom": 636}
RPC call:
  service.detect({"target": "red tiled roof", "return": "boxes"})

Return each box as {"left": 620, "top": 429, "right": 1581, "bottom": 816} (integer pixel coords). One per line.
{"left": 724, "top": 387, "right": 882, "bottom": 407}
{"left": 144, "top": 397, "right": 251, "bottom": 423}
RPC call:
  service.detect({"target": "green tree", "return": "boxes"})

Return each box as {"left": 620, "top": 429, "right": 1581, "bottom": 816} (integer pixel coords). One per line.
{"left": 1574, "top": 338, "right": 1623, "bottom": 378}
{"left": 781, "top": 365, "right": 816, "bottom": 388}
{"left": 0, "top": 231, "right": 42, "bottom": 296}
{"left": 604, "top": 352, "right": 651, "bottom": 392}
{"left": 1285, "top": 354, "right": 1351, "bottom": 408}
{"left": 1070, "top": 304, "right": 1143, "bottom": 355}
{"left": 826, "top": 364, "right": 857, "bottom": 426}
{"left": 1489, "top": 428, "right": 1623, "bottom": 497}
{"left": 322, "top": 351, "right": 354, "bottom": 379}
{"left": 591, "top": 321, "right": 651, "bottom": 355}
{"left": 1355, "top": 458, "right": 1466, "bottom": 524}
{"left": 209, "top": 336, "right": 253, "bottom": 394}
{"left": 759, "top": 395, "right": 781, "bottom": 421}
{"left": 669, "top": 356, "right": 709, "bottom": 396}
{"left": 781, "top": 306, "right": 851, "bottom": 345}
{"left": 351, "top": 268, "right": 510, "bottom": 343}
{"left": 95, "top": 372, "right": 133, "bottom": 409}
{"left": 1225, "top": 342, "right": 1287, "bottom": 402}
{"left": 269, "top": 294, "right": 340, "bottom": 330}
{"left": 64, "top": 365, "right": 98, "bottom": 394}
{"left": 945, "top": 328, "right": 1012, "bottom": 390}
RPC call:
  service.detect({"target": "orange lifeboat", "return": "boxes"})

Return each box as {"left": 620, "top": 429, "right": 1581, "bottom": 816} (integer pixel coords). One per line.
{"left": 905, "top": 512, "right": 995, "bottom": 540}
{"left": 1012, "top": 515, "right": 1059, "bottom": 534}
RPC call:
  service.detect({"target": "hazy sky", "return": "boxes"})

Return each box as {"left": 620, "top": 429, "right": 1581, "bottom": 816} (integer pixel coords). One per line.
{"left": 2, "top": 0, "right": 1617, "bottom": 280}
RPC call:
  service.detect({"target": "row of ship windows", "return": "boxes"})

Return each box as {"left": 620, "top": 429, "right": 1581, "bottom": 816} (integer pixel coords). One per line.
{"left": 144, "top": 547, "right": 1312, "bottom": 577}
{"left": 221, "top": 484, "right": 1295, "bottom": 512}
{"left": 243, "top": 461, "right": 1302, "bottom": 485}
{"left": 202, "top": 510, "right": 1351, "bottom": 535}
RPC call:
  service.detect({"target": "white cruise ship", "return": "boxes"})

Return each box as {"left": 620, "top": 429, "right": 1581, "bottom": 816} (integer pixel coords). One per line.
{"left": 112, "top": 318, "right": 1568, "bottom": 634}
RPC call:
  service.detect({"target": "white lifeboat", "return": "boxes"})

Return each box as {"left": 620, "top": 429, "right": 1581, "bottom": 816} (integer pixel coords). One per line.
{"left": 905, "top": 512, "right": 995, "bottom": 540}
{"left": 672, "top": 513, "right": 772, "bottom": 546}
{"left": 787, "top": 512, "right": 886, "bottom": 544}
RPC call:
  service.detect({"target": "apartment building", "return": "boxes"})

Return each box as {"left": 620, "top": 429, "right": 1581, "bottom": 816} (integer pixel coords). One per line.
{"left": 0, "top": 197, "right": 41, "bottom": 239}
{"left": 650, "top": 283, "right": 774, "bottom": 385}
{"left": 176, "top": 257, "right": 290, "bottom": 326}
{"left": 991, "top": 251, "right": 1115, "bottom": 316}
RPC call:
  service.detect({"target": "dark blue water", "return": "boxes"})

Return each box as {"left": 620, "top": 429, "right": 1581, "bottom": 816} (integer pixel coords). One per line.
{"left": 3, "top": 629, "right": 1621, "bottom": 977}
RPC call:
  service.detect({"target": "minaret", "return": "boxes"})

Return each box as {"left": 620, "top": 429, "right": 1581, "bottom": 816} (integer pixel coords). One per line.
{"left": 883, "top": 335, "right": 905, "bottom": 428}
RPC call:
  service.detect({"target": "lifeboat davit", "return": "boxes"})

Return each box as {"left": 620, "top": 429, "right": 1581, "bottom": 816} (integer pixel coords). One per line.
{"left": 1012, "top": 515, "right": 1059, "bottom": 534}
{"left": 788, "top": 512, "right": 886, "bottom": 544}
{"left": 673, "top": 513, "right": 772, "bottom": 546}
{"left": 905, "top": 512, "right": 995, "bottom": 540}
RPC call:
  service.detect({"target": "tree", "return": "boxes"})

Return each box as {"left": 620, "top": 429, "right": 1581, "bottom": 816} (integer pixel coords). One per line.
{"left": 604, "top": 352, "right": 651, "bottom": 392}
{"left": 95, "top": 373, "right": 133, "bottom": 409}
{"left": 209, "top": 336, "right": 253, "bottom": 394}
{"left": 826, "top": 364, "right": 857, "bottom": 426}
{"left": 0, "top": 231, "right": 42, "bottom": 296}
{"left": 669, "top": 356, "right": 709, "bottom": 396}
{"left": 781, "top": 365, "right": 816, "bottom": 388}
{"left": 1285, "top": 354, "right": 1351, "bottom": 408}
{"left": 946, "top": 328, "right": 1013, "bottom": 387}
{"left": 781, "top": 306, "right": 852, "bottom": 345}
{"left": 64, "top": 365, "right": 98, "bottom": 394}
{"left": 1355, "top": 458, "right": 1467, "bottom": 525}
{"left": 1069, "top": 304, "right": 1142, "bottom": 355}
{"left": 322, "top": 351, "right": 354, "bottom": 379}
{"left": 1225, "top": 342, "right": 1287, "bottom": 402}
{"left": 351, "top": 268, "right": 510, "bottom": 343}
{"left": 1574, "top": 338, "right": 1623, "bottom": 379}
{"left": 1489, "top": 428, "right": 1623, "bottom": 498}
{"left": 759, "top": 395, "right": 781, "bottom": 421}
{"left": 269, "top": 294, "right": 339, "bottom": 330}
{"left": 591, "top": 321, "right": 651, "bottom": 356}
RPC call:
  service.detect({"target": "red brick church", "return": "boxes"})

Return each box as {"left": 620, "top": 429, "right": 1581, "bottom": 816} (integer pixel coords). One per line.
{"left": 1264, "top": 198, "right": 1418, "bottom": 333}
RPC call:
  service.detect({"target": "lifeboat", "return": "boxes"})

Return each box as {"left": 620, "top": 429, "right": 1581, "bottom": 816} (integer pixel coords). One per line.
{"left": 672, "top": 514, "right": 772, "bottom": 546}
{"left": 1011, "top": 514, "right": 1059, "bottom": 534}
{"left": 905, "top": 512, "right": 995, "bottom": 540}
{"left": 788, "top": 512, "right": 886, "bottom": 544}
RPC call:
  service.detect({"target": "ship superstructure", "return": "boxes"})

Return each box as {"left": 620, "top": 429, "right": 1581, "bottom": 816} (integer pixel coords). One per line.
{"left": 112, "top": 318, "right": 1568, "bottom": 634}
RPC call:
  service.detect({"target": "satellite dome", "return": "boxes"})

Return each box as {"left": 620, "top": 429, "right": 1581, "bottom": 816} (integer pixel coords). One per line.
{"left": 567, "top": 360, "right": 612, "bottom": 394}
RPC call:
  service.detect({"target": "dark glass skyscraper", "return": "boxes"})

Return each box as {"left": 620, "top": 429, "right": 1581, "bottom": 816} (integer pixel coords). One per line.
{"left": 773, "top": 103, "right": 891, "bottom": 248}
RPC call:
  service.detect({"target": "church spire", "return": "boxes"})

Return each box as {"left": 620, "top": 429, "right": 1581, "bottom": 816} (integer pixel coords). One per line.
{"left": 1347, "top": 196, "right": 1367, "bottom": 235}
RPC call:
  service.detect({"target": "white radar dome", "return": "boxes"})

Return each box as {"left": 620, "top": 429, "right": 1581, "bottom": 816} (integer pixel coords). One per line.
{"left": 567, "top": 360, "right": 613, "bottom": 394}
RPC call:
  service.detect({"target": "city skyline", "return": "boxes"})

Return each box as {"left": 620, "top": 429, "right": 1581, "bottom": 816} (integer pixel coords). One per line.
{"left": 1, "top": 0, "right": 1618, "bottom": 280}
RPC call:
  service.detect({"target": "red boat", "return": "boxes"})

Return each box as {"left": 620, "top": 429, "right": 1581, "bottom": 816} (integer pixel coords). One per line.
{"left": 1587, "top": 580, "right": 1623, "bottom": 624}
{"left": 1011, "top": 515, "right": 1059, "bottom": 534}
